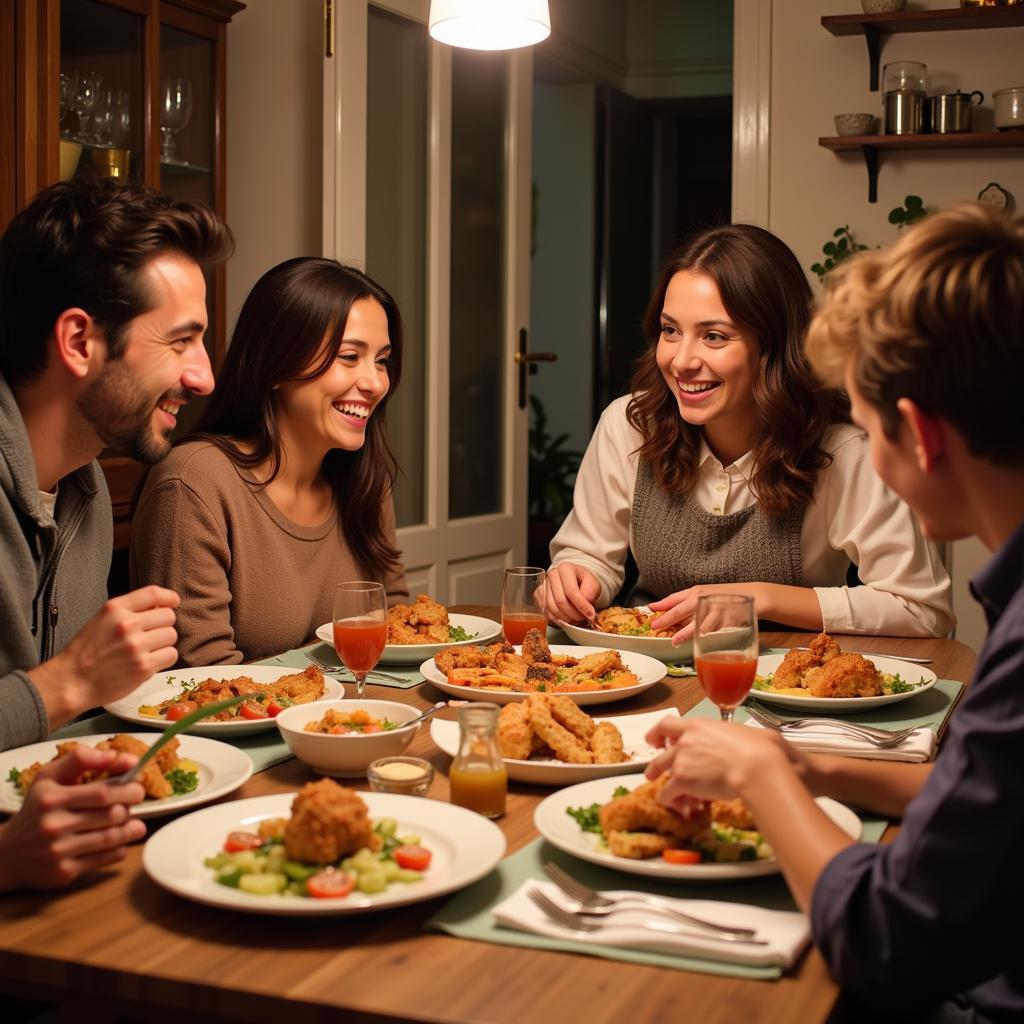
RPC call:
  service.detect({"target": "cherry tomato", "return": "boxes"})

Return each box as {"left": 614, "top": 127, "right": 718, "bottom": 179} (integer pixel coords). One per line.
{"left": 662, "top": 848, "right": 702, "bottom": 865}
{"left": 239, "top": 702, "right": 269, "bottom": 720}
{"left": 329, "top": 725, "right": 352, "bottom": 735}
{"left": 165, "top": 701, "right": 198, "bottom": 722}
{"left": 393, "top": 845, "right": 432, "bottom": 871}
{"left": 361, "top": 723, "right": 383, "bottom": 734}
{"left": 266, "top": 701, "right": 285, "bottom": 717}
{"left": 224, "top": 831, "right": 262, "bottom": 853}
{"left": 306, "top": 869, "right": 355, "bottom": 899}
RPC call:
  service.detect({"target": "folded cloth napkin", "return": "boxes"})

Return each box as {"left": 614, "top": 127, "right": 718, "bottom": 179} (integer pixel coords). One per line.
{"left": 492, "top": 880, "right": 810, "bottom": 969}
{"left": 744, "top": 718, "right": 936, "bottom": 762}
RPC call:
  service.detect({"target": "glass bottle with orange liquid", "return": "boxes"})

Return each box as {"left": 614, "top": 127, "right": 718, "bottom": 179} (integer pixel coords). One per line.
{"left": 500, "top": 566, "right": 548, "bottom": 645}
{"left": 449, "top": 702, "right": 507, "bottom": 818}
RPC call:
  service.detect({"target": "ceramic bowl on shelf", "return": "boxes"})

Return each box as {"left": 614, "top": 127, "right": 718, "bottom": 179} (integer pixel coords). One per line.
{"left": 861, "top": 0, "right": 906, "bottom": 12}
{"left": 834, "top": 113, "right": 877, "bottom": 137}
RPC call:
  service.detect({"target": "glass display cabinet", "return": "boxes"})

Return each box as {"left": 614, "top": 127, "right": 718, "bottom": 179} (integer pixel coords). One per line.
{"left": 2, "top": 0, "right": 244, "bottom": 551}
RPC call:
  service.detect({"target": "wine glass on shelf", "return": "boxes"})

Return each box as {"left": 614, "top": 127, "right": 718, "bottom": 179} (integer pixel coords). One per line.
{"left": 500, "top": 567, "right": 548, "bottom": 646}
{"left": 332, "top": 581, "right": 388, "bottom": 698}
{"left": 72, "top": 71, "right": 102, "bottom": 144}
{"left": 693, "top": 594, "right": 759, "bottom": 723}
{"left": 59, "top": 71, "right": 79, "bottom": 138}
{"left": 160, "top": 77, "right": 192, "bottom": 162}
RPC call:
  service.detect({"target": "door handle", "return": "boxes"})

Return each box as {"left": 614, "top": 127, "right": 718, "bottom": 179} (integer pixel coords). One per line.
{"left": 516, "top": 328, "right": 557, "bottom": 408}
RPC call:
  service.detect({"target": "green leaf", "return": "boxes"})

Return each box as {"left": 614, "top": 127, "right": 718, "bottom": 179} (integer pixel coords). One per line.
{"left": 833, "top": 226, "right": 847, "bottom": 237}
{"left": 905, "top": 194, "right": 923, "bottom": 210}
{"left": 823, "top": 242, "right": 836, "bottom": 255}
{"left": 888, "top": 209, "right": 903, "bottom": 225}
{"left": 836, "top": 237, "right": 848, "bottom": 253}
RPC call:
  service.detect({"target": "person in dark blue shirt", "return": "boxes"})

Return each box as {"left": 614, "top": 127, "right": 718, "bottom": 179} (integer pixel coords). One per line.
{"left": 644, "top": 201, "right": 1024, "bottom": 1022}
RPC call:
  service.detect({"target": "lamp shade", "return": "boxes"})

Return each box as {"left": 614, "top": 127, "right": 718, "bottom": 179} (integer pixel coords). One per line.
{"left": 428, "top": 0, "right": 551, "bottom": 51}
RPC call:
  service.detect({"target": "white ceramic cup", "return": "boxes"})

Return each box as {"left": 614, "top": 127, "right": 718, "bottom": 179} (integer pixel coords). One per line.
{"left": 994, "top": 87, "right": 1024, "bottom": 131}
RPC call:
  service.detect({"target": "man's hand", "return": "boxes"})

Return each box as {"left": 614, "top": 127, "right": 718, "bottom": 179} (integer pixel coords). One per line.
{"left": 29, "top": 585, "right": 180, "bottom": 729}
{"left": 543, "top": 563, "right": 603, "bottom": 626}
{"left": 0, "top": 746, "right": 146, "bottom": 892}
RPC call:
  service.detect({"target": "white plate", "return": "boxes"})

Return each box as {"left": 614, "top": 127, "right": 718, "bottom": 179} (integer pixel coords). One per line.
{"left": 315, "top": 613, "right": 503, "bottom": 665}
{"left": 534, "top": 774, "right": 861, "bottom": 881}
{"left": 0, "top": 733, "right": 253, "bottom": 819}
{"left": 430, "top": 708, "right": 679, "bottom": 785}
{"left": 419, "top": 644, "right": 667, "bottom": 707}
{"left": 104, "top": 666, "right": 345, "bottom": 736}
{"left": 562, "top": 612, "right": 690, "bottom": 663}
{"left": 143, "top": 791, "right": 506, "bottom": 915}
{"left": 751, "top": 653, "right": 938, "bottom": 713}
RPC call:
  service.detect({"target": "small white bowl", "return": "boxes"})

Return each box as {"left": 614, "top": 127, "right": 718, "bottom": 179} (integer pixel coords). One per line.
{"left": 834, "top": 113, "right": 877, "bottom": 137}
{"left": 276, "top": 699, "right": 421, "bottom": 778}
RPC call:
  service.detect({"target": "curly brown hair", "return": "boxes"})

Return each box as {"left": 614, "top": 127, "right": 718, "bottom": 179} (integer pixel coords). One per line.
{"left": 0, "top": 177, "right": 233, "bottom": 386}
{"left": 626, "top": 224, "right": 849, "bottom": 516}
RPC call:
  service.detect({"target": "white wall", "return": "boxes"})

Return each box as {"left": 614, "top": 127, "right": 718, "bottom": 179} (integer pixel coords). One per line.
{"left": 755, "top": 0, "right": 1023, "bottom": 652}
{"left": 226, "top": 0, "right": 323, "bottom": 327}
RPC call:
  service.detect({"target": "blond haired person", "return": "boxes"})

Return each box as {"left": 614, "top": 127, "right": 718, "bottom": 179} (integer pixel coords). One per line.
{"left": 645, "top": 203, "right": 1024, "bottom": 1023}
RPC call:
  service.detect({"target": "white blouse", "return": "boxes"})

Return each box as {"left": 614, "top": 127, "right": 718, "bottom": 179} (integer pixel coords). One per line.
{"left": 549, "top": 395, "right": 954, "bottom": 637}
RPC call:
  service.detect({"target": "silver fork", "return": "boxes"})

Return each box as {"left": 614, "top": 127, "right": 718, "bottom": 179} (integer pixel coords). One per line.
{"left": 527, "top": 888, "right": 768, "bottom": 946}
{"left": 745, "top": 701, "right": 919, "bottom": 747}
{"left": 543, "top": 862, "right": 756, "bottom": 938}
{"left": 303, "top": 649, "right": 410, "bottom": 684}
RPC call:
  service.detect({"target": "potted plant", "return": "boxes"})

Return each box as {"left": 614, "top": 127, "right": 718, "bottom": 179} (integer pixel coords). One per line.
{"left": 527, "top": 394, "right": 582, "bottom": 567}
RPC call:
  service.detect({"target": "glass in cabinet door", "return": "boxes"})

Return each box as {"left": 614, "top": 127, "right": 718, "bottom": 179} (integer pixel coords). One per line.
{"left": 60, "top": 0, "right": 143, "bottom": 185}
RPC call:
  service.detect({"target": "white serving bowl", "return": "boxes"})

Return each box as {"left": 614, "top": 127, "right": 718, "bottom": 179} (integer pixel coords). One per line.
{"left": 276, "top": 699, "right": 421, "bottom": 778}
{"left": 834, "top": 113, "right": 877, "bottom": 137}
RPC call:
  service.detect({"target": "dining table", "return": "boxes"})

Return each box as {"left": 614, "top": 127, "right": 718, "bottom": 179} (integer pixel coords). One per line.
{"left": 0, "top": 607, "right": 977, "bottom": 1024}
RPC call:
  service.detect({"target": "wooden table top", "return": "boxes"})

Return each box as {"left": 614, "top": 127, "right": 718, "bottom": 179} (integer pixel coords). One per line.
{"left": 0, "top": 612, "right": 976, "bottom": 1024}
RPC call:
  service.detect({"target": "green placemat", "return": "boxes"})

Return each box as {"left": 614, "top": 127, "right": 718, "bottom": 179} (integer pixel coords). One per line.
{"left": 52, "top": 712, "right": 294, "bottom": 773}
{"left": 261, "top": 644, "right": 424, "bottom": 690}
{"left": 429, "top": 816, "right": 885, "bottom": 980}
{"left": 692, "top": 678, "right": 963, "bottom": 732}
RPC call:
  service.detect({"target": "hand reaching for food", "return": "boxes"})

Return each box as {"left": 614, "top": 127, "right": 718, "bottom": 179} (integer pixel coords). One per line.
{"left": 543, "top": 563, "right": 602, "bottom": 626}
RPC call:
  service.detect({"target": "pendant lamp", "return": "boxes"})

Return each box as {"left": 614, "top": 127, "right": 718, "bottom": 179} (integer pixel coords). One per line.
{"left": 428, "top": 0, "right": 551, "bottom": 51}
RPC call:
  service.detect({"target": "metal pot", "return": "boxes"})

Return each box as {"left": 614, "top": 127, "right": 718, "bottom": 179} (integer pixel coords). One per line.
{"left": 926, "top": 90, "right": 984, "bottom": 133}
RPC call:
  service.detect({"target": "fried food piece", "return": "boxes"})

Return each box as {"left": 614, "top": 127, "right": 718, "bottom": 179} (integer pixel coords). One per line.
{"left": 773, "top": 648, "right": 818, "bottom": 689}
{"left": 525, "top": 693, "right": 593, "bottom": 764}
{"left": 599, "top": 775, "right": 709, "bottom": 841}
{"left": 283, "top": 778, "right": 381, "bottom": 865}
{"left": 265, "top": 665, "right": 326, "bottom": 706}
{"left": 570, "top": 650, "right": 622, "bottom": 678}
{"left": 595, "top": 606, "right": 672, "bottom": 639}
{"left": 447, "top": 668, "right": 518, "bottom": 690}
{"left": 259, "top": 817, "right": 287, "bottom": 841}
{"left": 548, "top": 695, "right": 596, "bottom": 741}
{"left": 525, "top": 663, "right": 558, "bottom": 687}
{"left": 607, "top": 830, "right": 680, "bottom": 859}
{"left": 807, "top": 631, "right": 842, "bottom": 663}
{"left": 97, "top": 733, "right": 173, "bottom": 799}
{"left": 805, "top": 652, "right": 883, "bottom": 698}
{"left": 521, "top": 628, "right": 552, "bottom": 664}
{"left": 388, "top": 620, "right": 423, "bottom": 645}
{"left": 387, "top": 594, "right": 451, "bottom": 643}
{"left": 710, "top": 798, "right": 757, "bottom": 830}
{"left": 434, "top": 645, "right": 496, "bottom": 674}
{"left": 497, "top": 701, "right": 535, "bottom": 759}
{"left": 590, "top": 721, "right": 627, "bottom": 764}
{"left": 494, "top": 652, "right": 529, "bottom": 681}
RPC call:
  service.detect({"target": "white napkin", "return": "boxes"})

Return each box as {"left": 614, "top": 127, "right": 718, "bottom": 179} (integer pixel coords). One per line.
{"left": 492, "top": 880, "right": 810, "bottom": 968}
{"left": 744, "top": 717, "right": 936, "bottom": 762}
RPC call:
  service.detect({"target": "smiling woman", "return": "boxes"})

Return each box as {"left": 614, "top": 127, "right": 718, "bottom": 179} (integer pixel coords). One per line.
{"left": 129, "top": 258, "right": 410, "bottom": 666}
{"left": 544, "top": 224, "right": 954, "bottom": 645}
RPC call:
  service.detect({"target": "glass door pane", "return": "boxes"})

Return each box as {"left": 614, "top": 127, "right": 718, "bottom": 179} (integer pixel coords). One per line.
{"left": 448, "top": 49, "right": 507, "bottom": 520}
{"left": 366, "top": 4, "right": 428, "bottom": 529}
{"left": 159, "top": 23, "right": 214, "bottom": 436}
{"left": 60, "top": 0, "right": 143, "bottom": 185}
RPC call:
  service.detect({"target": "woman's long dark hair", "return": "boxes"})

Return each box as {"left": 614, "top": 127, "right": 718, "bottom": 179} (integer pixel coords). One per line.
{"left": 627, "top": 224, "right": 849, "bottom": 515}
{"left": 191, "top": 256, "right": 403, "bottom": 577}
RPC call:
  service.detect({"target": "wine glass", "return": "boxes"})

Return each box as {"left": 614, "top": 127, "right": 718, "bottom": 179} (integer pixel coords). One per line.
{"left": 332, "top": 581, "right": 388, "bottom": 698}
{"left": 160, "top": 77, "right": 192, "bottom": 162}
{"left": 500, "top": 567, "right": 547, "bottom": 646}
{"left": 72, "top": 71, "right": 102, "bottom": 144}
{"left": 693, "top": 594, "right": 759, "bottom": 722}
{"left": 59, "top": 71, "right": 78, "bottom": 138}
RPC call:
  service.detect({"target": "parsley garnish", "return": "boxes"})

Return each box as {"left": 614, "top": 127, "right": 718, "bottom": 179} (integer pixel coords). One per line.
{"left": 7, "top": 766, "right": 21, "bottom": 785}
{"left": 448, "top": 625, "right": 476, "bottom": 642}
{"left": 165, "top": 768, "right": 199, "bottom": 795}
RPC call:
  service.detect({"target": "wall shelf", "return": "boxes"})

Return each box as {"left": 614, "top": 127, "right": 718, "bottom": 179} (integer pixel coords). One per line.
{"left": 822, "top": 7, "right": 1024, "bottom": 90}
{"left": 818, "top": 131, "right": 1024, "bottom": 202}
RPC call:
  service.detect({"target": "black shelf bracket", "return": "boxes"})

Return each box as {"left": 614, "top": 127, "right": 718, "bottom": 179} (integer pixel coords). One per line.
{"left": 864, "top": 24, "right": 881, "bottom": 91}
{"left": 861, "top": 144, "right": 880, "bottom": 203}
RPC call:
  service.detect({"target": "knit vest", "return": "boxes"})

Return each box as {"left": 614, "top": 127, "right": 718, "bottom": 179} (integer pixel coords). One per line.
{"left": 629, "top": 458, "right": 804, "bottom": 605}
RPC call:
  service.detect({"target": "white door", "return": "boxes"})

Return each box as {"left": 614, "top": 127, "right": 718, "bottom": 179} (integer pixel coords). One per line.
{"left": 324, "top": 0, "right": 533, "bottom": 605}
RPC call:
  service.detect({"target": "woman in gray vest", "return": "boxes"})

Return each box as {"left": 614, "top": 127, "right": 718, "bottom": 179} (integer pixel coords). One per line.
{"left": 544, "top": 224, "right": 953, "bottom": 644}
